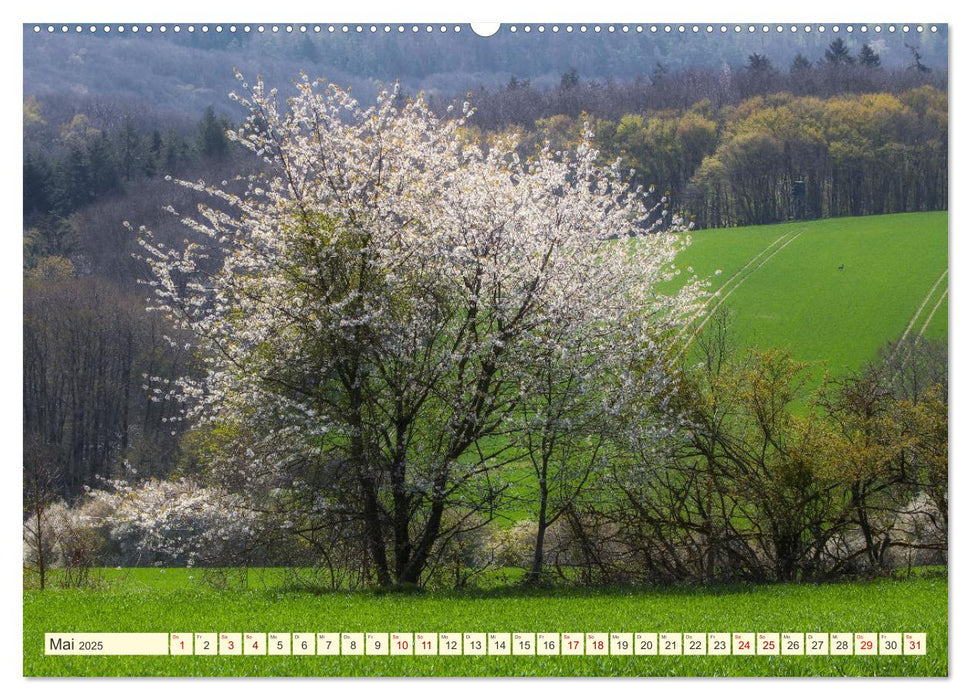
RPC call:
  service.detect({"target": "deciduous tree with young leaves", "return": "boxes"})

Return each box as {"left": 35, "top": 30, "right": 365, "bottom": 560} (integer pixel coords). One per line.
{"left": 138, "top": 74, "right": 701, "bottom": 586}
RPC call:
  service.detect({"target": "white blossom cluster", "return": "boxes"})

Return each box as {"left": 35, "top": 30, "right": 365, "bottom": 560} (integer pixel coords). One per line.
{"left": 91, "top": 478, "right": 260, "bottom": 566}
{"left": 133, "top": 74, "right": 705, "bottom": 571}
{"left": 25, "top": 479, "right": 261, "bottom": 568}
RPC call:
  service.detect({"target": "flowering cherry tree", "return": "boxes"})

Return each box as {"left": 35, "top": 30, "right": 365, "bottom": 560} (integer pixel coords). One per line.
{"left": 139, "top": 74, "right": 701, "bottom": 586}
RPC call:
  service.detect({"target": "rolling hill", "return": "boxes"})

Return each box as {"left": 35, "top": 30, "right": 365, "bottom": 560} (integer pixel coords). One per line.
{"left": 665, "top": 211, "right": 948, "bottom": 380}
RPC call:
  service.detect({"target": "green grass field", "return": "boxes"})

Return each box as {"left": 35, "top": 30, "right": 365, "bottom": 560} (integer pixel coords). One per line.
{"left": 23, "top": 213, "right": 949, "bottom": 678}
{"left": 24, "top": 568, "right": 946, "bottom": 677}
{"left": 665, "top": 212, "right": 948, "bottom": 383}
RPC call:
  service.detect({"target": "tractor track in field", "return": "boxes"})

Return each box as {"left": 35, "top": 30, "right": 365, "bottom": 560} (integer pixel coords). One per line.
{"left": 894, "top": 267, "right": 948, "bottom": 356}
{"left": 886, "top": 267, "right": 947, "bottom": 379}
{"left": 918, "top": 286, "right": 948, "bottom": 338}
{"left": 670, "top": 229, "right": 798, "bottom": 346}
{"left": 673, "top": 228, "right": 805, "bottom": 361}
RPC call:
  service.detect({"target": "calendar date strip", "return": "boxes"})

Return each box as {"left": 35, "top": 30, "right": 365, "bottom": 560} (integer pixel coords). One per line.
{"left": 45, "top": 632, "right": 927, "bottom": 657}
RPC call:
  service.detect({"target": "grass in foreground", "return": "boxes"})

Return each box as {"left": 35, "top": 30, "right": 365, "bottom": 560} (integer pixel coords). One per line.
{"left": 24, "top": 568, "right": 947, "bottom": 677}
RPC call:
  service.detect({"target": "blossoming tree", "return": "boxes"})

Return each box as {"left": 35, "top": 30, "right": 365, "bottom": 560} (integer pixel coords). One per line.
{"left": 139, "top": 74, "right": 701, "bottom": 586}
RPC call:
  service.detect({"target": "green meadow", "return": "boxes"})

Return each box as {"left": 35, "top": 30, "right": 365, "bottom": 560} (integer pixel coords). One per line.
{"left": 24, "top": 568, "right": 946, "bottom": 677}
{"left": 666, "top": 211, "right": 948, "bottom": 382}
{"left": 23, "top": 213, "right": 949, "bottom": 678}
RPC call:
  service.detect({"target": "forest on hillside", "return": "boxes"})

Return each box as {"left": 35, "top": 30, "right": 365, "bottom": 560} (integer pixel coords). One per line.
{"left": 24, "top": 24, "right": 947, "bottom": 108}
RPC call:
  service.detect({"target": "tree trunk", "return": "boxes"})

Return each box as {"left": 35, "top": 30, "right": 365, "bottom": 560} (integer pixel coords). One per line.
{"left": 397, "top": 482, "right": 448, "bottom": 585}
{"left": 36, "top": 505, "right": 46, "bottom": 591}
{"left": 527, "top": 477, "right": 549, "bottom": 585}
{"left": 360, "top": 474, "right": 391, "bottom": 587}
{"left": 391, "top": 456, "right": 412, "bottom": 580}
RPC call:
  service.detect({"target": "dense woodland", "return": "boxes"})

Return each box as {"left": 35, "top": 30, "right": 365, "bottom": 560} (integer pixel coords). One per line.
{"left": 23, "top": 103, "right": 232, "bottom": 497}
{"left": 453, "top": 46, "right": 947, "bottom": 228}
{"left": 23, "top": 36, "right": 948, "bottom": 586}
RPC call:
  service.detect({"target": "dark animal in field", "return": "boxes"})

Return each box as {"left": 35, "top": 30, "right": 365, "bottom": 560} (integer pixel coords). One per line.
{"left": 838, "top": 264, "right": 844, "bottom": 271}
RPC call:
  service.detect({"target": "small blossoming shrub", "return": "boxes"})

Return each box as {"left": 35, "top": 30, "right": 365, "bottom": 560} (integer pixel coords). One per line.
{"left": 25, "top": 479, "right": 265, "bottom": 569}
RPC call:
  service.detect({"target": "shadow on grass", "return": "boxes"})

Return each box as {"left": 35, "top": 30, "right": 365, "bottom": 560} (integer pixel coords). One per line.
{"left": 25, "top": 564, "right": 946, "bottom": 601}
{"left": 263, "top": 565, "right": 948, "bottom": 601}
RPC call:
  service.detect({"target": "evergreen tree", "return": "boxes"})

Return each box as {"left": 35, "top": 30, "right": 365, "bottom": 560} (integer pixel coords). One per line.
{"left": 747, "top": 53, "right": 772, "bottom": 72}
{"left": 53, "top": 148, "right": 91, "bottom": 214}
{"left": 560, "top": 67, "right": 580, "bottom": 90}
{"left": 907, "top": 43, "right": 932, "bottom": 73}
{"left": 651, "top": 62, "right": 668, "bottom": 84}
{"left": 507, "top": 76, "right": 530, "bottom": 90}
{"left": 149, "top": 130, "right": 163, "bottom": 157}
{"left": 790, "top": 53, "right": 812, "bottom": 73}
{"left": 144, "top": 130, "right": 164, "bottom": 177}
{"left": 118, "top": 113, "right": 142, "bottom": 181}
{"left": 859, "top": 43, "right": 881, "bottom": 68}
{"left": 23, "top": 154, "right": 53, "bottom": 216}
{"left": 87, "top": 132, "right": 121, "bottom": 199}
{"left": 825, "top": 38, "right": 854, "bottom": 65}
{"left": 196, "top": 106, "right": 229, "bottom": 159}
{"left": 163, "top": 131, "right": 184, "bottom": 171}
